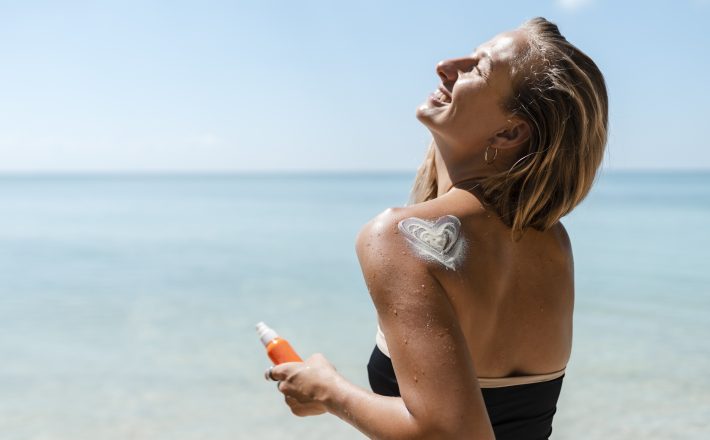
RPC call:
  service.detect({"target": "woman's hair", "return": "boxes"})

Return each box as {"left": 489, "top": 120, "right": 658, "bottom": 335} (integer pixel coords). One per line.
{"left": 409, "top": 17, "right": 609, "bottom": 241}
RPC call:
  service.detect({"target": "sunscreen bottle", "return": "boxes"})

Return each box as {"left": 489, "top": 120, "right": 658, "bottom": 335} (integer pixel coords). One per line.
{"left": 256, "top": 321, "right": 303, "bottom": 364}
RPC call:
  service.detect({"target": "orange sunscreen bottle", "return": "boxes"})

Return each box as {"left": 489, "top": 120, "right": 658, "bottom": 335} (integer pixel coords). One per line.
{"left": 256, "top": 321, "right": 303, "bottom": 364}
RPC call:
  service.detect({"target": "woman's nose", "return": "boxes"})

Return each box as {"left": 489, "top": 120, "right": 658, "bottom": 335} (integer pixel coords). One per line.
{"left": 436, "top": 57, "right": 474, "bottom": 82}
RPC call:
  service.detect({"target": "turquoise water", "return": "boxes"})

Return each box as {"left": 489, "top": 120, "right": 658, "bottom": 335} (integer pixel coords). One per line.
{"left": 0, "top": 171, "right": 708, "bottom": 439}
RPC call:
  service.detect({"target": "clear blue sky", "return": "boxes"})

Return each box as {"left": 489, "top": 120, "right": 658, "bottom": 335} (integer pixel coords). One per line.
{"left": 1, "top": 0, "right": 708, "bottom": 172}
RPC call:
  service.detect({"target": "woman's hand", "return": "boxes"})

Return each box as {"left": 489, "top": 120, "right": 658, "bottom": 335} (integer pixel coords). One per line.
{"left": 267, "top": 353, "right": 339, "bottom": 417}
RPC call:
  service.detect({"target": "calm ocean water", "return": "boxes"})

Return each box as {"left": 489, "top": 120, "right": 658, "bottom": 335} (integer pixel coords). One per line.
{"left": 0, "top": 171, "right": 708, "bottom": 439}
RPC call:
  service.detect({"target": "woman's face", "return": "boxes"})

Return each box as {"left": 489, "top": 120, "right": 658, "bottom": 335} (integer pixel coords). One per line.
{"left": 416, "top": 29, "right": 529, "bottom": 159}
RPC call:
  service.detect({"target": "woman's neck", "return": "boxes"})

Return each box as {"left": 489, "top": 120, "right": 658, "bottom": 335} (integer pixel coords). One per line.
{"left": 435, "top": 147, "right": 453, "bottom": 197}
{"left": 434, "top": 143, "right": 489, "bottom": 198}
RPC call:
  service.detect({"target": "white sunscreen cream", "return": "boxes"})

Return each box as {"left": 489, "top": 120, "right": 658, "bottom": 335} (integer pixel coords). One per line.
{"left": 397, "top": 215, "right": 466, "bottom": 270}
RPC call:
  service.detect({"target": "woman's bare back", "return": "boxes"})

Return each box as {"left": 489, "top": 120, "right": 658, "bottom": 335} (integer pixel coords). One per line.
{"left": 377, "top": 187, "right": 574, "bottom": 378}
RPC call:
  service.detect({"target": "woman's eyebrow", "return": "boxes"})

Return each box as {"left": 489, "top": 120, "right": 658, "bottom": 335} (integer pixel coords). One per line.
{"left": 471, "top": 46, "right": 491, "bottom": 58}
{"left": 471, "top": 49, "right": 493, "bottom": 68}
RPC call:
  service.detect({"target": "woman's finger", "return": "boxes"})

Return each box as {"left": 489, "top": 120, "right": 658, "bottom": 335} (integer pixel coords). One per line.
{"left": 264, "top": 366, "right": 276, "bottom": 381}
{"left": 270, "top": 361, "right": 300, "bottom": 381}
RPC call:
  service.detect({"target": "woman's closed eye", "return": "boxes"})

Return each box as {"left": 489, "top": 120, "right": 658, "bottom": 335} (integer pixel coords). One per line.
{"left": 459, "top": 65, "right": 483, "bottom": 77}
{"left": 473, "top": 65, "right": 490, "bottom": 81}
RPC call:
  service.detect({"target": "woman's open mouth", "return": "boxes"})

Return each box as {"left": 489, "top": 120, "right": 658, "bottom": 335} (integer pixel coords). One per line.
{"left": 428, "top": 86, "right": 452, "bottom": 107}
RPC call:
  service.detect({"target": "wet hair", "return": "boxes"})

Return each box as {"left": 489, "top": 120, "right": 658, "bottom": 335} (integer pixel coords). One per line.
{"left": 409, "top": 17, "right": 609, "bottom": 241}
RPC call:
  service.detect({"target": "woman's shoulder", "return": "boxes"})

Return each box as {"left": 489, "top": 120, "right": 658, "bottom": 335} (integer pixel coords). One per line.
{"left": 354, "top": 206, "right": 410, "bottom": 264}
{"left": 359, "top": 189, "right": 487, "bottom": 231}
{"left": 358, "top": 189, "right": 498, "bottom": 239}
{"left": 357, "top": 199, "right": 457, "bottom": 246}
{"left": 355, "top": 195, "right": 490, "bottom": 272}
{"left": 355, "top": 193, "right": 573, "bottom": 274}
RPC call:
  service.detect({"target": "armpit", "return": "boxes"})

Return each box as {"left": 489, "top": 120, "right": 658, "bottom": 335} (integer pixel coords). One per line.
{"left": 397, "top": 215, "right": 466, "bottom": 270}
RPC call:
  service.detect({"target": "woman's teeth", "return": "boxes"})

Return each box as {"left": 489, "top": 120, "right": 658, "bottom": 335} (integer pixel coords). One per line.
{"left": 435, "top": 89, "right": 451, "bottom": 103}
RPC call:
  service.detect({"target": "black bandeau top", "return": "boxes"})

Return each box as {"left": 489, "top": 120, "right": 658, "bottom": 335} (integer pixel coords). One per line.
{"left": 367, "top": 344, "right": 564, "bottom": 440}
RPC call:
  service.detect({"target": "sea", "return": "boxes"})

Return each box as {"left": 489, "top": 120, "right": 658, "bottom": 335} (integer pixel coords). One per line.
{"left": 0, "top": 171, "right": 708, "bottom": 439}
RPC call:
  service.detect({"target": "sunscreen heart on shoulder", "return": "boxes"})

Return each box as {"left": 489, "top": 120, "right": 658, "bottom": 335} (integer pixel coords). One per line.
{"left": 397, "top": 215, "right": 466, "bottom": 270}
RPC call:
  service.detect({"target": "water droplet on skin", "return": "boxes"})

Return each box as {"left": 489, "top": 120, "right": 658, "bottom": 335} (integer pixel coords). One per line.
{"left": 393, "top": 309, "right": 398, "bottom": 316}
{"left": 404, "top": 338, "right": 408, "bottom": 345}
{"left": 421, "top": 284, "right": 425, "bottom": 288}
{"left": 414, "top": 375, "right": 418, "bottom": 383}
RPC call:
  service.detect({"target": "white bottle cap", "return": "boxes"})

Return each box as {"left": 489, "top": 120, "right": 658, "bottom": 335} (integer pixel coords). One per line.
{"left": 255, "top": 321, "right": 279, "bottom": 346}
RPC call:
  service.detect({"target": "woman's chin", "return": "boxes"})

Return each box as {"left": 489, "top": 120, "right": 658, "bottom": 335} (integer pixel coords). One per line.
{"left": 415, "top": 98, "right": 448, "bottom": 126}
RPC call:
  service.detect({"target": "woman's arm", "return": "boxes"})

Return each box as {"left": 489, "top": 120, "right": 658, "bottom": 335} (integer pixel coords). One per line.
{"left": 271, "top": 354, "right": 426, "bottom": 439}
{"left": 271, "top": 209, "right": 495, "bottom": 439}
{"left": 325, "top": 209, "right": 494, "bottom": 440}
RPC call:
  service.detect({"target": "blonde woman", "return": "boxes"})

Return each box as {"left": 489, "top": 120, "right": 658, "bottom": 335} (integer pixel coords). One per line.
{"left": 267, "top": 17, "right": 608, "bottom": 440}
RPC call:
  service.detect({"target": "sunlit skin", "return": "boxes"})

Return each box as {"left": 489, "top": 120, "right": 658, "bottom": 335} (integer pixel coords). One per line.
{"left": 269, "top": 27, "right": 574, "bottom": 440}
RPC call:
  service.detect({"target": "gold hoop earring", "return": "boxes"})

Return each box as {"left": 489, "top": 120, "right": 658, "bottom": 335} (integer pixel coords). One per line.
{"left": 484, "top": 144, "right": 498, "bottom": 165}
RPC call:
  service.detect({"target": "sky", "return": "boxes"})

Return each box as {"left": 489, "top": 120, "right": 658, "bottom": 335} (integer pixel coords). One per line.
{"left": 0, "top": 0, "right": 708, "bottom": 172}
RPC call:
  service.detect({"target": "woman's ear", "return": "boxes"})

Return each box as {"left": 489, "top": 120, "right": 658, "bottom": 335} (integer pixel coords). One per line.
{"left": 491, "top": 119, "right": 531, "bottom": 150}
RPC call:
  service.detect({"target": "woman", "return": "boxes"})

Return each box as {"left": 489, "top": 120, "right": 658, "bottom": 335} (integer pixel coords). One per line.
{"left": 267, "top": 17, "right": 608, "bottom": 440}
